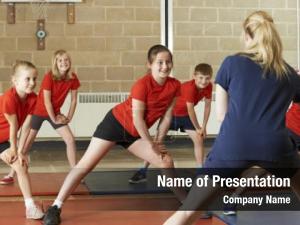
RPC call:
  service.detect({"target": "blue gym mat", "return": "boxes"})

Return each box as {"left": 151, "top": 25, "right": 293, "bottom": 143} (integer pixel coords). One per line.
{"left": 84, "top": 169, "right": 195, "bottom": 195}
{"left": 213, "top": 211, "right": 300, "bottom": 225}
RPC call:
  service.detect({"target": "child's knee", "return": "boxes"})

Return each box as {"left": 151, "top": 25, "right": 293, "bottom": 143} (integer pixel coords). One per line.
{"left": 160, "top": 154, "right": 174, "bottom": 168}
{"left": 12, "top": 162, "right": 28, "bottom": 174}
{"left": 65, "top": 136, "right": 75, "bottom": 146}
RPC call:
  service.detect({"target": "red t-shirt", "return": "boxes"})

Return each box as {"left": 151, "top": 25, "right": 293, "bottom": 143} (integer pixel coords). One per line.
{"left": 113, "top": 74, "right": 181, "bottom": 137}
{"left": 286, "top": 102, "right": 300, "bottom": 136}
{"left": 34, "top": 72, "right": 80, "bottom": 116}
{"left": 173, "top": 80, "right": 212, "bottom": 116}
{"left": 0, "top": 88, "right": 37, "bottom": 143}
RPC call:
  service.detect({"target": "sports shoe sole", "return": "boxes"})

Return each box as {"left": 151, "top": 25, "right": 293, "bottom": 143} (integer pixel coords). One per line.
{"left": 128, "top": 178, "right": 147, "bottom": 184}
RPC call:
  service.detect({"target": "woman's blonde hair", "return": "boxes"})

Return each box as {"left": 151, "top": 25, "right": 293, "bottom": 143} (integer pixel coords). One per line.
{"left": 51, "top": 49, "right": 72, "bottom": 80}
{"left": 241, "top": 10, "right": 289, "bottom": 78}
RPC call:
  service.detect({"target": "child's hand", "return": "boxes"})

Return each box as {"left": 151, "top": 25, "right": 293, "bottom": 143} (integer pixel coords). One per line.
{"left": 55, "top": 114, "right": 68, "bottom": 124}
{"left": 1, "top": 148, "right": 18, "bottom": 164}
{"left": 18, "top": 152, "right": 29, "bottom": 167}
{"left": 196, "top": 128, "right": 207, "bottom": 139}
{"left": 151, "top": 141, "right": 168, "bottom": 154}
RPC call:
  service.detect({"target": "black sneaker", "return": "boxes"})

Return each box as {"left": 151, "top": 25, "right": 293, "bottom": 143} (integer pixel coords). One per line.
{"left": 128, "top": 170, "right": 147, "bottom": 184}
{"left": 43, "top": 205, "right": 61, "bottom": 225}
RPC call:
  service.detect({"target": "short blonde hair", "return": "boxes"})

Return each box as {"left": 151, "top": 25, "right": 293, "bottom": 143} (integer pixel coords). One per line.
{"left": 51, "top": 49, "right": 72, "bottom": 80}
{"left": 11, "top": 60, "right": 37, "bottom": 86}
{"left": 241, "top": 11, "right": 289, "bottom": 78}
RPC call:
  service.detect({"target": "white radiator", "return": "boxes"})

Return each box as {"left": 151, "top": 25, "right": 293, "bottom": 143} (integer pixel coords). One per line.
{"left": 37, "top": 92, "right": 221, "bottom": 138}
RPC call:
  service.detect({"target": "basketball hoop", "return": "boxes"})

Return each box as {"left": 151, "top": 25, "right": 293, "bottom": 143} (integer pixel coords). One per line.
{"left": 30, "top": 0, "right": 48, "bottom": 20}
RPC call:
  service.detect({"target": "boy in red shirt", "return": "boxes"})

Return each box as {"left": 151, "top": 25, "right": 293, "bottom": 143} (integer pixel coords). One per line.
{"left": 0, "top": 61, "right": 44, "bottom": 219}
{"left": 129, "top": 63, "right": 213, "bottom": 183}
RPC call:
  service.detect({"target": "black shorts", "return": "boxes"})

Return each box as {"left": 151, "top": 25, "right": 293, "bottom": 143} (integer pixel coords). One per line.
{"left": 31, "top": 114, "right": 66, "bottom": 130}
{"left": 169, "top": 116, "right": 195, "bottom": 132}
{"left": 0, "top": 141, "right": 10, "bottom": 154}
{"left": 93, "top": 110, "right": 139, "bottom": 149}
{"left": 288, "top": 128, "right": 300, "bottom": 151}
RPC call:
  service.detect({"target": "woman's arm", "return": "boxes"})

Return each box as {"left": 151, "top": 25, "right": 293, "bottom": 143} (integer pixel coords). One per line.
{"left": 3, "top": 113, "right": 18, "bottom": 163}
{"left": 66, "top": 89, "right": 78, "bottom": 122}
{"left": 215, "top": 84, "right": 228, "bottom": 122}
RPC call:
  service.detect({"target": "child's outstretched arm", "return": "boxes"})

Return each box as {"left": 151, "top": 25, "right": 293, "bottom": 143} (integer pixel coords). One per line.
{"left": 44, "top": 90, "right": 65, "bottom": 124}
{"left": 202, "top": 98, "right": 212, "bottom": 138}
{"left": 66, "top": 89, "right": 78, "bottom": 122}
{"left": 132, "top": 98, "right": 153, "bottom": 144}
{"left": 155, "top": 98, "right": 177, "bottom": 143}
{"left": 3, "top": 113, "right": 18, "bottom": 163}
{"left": 186, "top": 102, "right": 202, "bottom": 135}
{"left": 17, "top": 115, "right": 32, "bottom": 166}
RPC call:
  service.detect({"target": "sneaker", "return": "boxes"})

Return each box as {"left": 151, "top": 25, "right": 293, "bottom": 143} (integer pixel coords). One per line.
{"left": 0, "top": 176, "right": 14, "bottom": 185}
{"left": 223, "top": 210, "right": 236, "bottom": 216}
{"left": 128, "top": 170, "right": 147, "bottom": 184}
{"left": 26, "top": 205, "right": 44, "bottom": 220}
{"left": 43, "top": 206, "right": 61, "bottom": 225}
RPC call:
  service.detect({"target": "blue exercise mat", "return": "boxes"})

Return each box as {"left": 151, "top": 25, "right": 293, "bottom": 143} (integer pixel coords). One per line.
{"left": 213, "top": 211, "right": 300, "bottom": 225}
{"left": 84, "top": 169, "right": 195, "bottom": 195}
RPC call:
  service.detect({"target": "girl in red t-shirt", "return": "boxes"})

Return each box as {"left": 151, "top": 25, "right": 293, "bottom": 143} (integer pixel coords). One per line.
{"left": 0, "top": 61, "right": 44, "bottom": 219}
{"left": 1, "top": 50, "right": 80, "bottom": 185}
{"left": 43, "top": 45, "right": 186, "bottom": 225}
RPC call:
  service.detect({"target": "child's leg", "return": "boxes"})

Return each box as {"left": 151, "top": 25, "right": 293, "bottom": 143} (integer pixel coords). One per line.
{"left": 56, "top": 125, "right": 76, "bottom": 167}
{"left": 7, "top": 168, "right": 15, "bottom": 177}
{"left": 0, "top": 149, "right": 32, "bottom": 199}
{"left": 128, "top": 139, "right": 187, "bottom": 202}
{"left": 54, "top": 137, "right": 115, "bottom": 204}
{"left": 1, "top": 129, "right": 38, "bottom": 183}
{"left": 185, "top": 129, "right": 204, "bottom": 166}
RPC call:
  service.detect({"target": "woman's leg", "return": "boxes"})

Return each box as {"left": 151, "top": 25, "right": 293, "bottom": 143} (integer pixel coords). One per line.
{"left": 55, "top": 137, "right": 115, "bottom": 202}
{"left": 56, "top": 125, "right": 76, "bottom": 167}
{"left": 164, "top": 211, "right": 203, "bottom": 225}
{"left": 163, "top": 175, "right": 221, "bottom": 225}
{"left": 291, "top": 169, "right": 300, "bottom": 199}
{"left": 185, "top": 130, "right": 204, "bottom": 166}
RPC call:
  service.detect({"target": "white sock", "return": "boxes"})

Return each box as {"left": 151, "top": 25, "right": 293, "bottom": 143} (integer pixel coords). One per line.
{"left": 52, "top": 199, "right": 63, "bottom": 209}
{"left": 24, "top": 198, "right": 35, "bottom": 208}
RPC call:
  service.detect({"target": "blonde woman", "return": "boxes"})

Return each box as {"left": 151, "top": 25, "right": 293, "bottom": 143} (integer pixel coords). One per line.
{"left": 164, "top": 10, "right": 300, "bottom": 225}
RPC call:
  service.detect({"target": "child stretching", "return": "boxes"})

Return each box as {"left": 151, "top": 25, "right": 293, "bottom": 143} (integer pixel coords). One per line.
{"left": 0, "top": 61, "right": 44, "bottom": 219}
{"left": 129, "top": 63, "right": 213, "bottom": 183}
{"left": 1, "top": 50, "right": 80, "bottom": 185}
{"left": 43, "top": 44, "right": 186, "bottom": 225}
